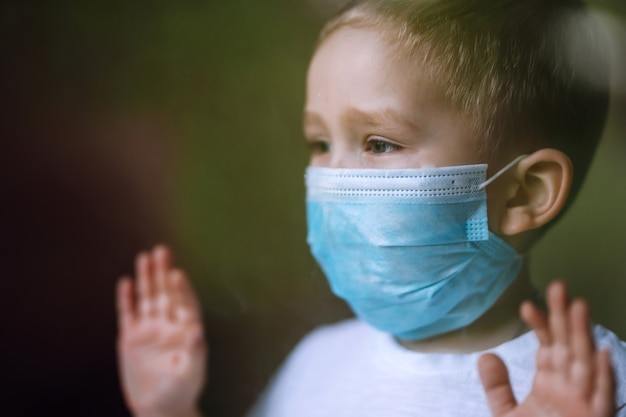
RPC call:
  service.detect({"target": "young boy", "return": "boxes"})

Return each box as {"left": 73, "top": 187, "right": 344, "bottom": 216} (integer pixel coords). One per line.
{"left": 116, "top": 0, "right": 626, "bottom": 416}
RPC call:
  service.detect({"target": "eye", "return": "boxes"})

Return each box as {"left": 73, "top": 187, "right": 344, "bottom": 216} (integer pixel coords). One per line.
{"left": 366, "top": 137, "right": 400, "bottom": 154}
{"left": 307, "top": 139, "right": 331, "bottom": 155}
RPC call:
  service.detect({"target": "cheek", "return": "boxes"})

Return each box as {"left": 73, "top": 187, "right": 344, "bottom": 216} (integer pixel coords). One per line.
{"left": 308, "top": 154, "right": 325, "bottom": 167}
{"left": 485, "top": 183, "right": 510, "bottom": 235}
{"left": 487, "top": 198, "right": 504, "bottom": 234}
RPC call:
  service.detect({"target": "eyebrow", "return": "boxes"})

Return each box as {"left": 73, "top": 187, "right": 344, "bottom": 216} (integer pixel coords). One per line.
{"left": 303, "top": 111, "right": 326, "bottom": 129}
{"left": 343, "top": 107, "right": 421, "bottom": 131}
{"left": 303, "top": 108, "right": 422, "bottom": 133}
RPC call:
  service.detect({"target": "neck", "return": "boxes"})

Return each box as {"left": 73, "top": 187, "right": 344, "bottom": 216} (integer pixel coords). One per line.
{"left": 397, "top": 261, "right": 535, "bottom": 353}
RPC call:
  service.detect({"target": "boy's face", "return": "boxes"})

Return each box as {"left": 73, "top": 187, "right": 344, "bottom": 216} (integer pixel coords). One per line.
{"left": 304, "top": 27, "right": 482, "bottom": 170}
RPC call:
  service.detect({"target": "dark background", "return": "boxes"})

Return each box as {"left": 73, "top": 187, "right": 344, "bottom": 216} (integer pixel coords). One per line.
{"left": 2, "top": 1, "right": 625, "bottom": 416}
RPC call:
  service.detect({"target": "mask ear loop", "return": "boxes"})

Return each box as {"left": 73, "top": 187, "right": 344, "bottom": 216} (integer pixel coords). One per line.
{"left": 478, "top": 155, "right": 527, "bottom": 190}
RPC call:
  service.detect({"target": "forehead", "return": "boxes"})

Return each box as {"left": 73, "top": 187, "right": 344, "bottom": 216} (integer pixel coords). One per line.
{"left": 308, "top": 27, "right": 398, "bottom": 86}
{"left": 305, "top": 26, "right": 446, "bottom": 122}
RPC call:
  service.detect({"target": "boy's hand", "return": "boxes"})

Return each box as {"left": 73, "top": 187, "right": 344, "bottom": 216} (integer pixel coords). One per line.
{"left": 116, "top": 245, "right": 207, "bottom": 417}
{"left": 478, "top": 280, "right": 615, "bottom": 417}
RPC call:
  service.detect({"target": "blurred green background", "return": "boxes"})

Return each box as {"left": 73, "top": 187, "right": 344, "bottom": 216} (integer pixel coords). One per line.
{"left": 1, "top": 1, "right": 624, "bottom": 416}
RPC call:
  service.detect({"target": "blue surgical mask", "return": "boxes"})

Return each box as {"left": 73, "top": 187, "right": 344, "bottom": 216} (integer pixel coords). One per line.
{"left": 305, "top": 157, "right": 525, "bottom": 341}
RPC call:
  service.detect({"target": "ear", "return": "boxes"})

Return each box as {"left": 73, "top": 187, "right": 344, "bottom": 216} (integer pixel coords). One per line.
{"left": 499, "top": 149, "right": 573, "bottom": 236}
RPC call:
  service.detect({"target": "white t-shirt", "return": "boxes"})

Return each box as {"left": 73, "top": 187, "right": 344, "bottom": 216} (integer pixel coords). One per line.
{"left": 248, "top": 319, "right": 626, "bottom": 417}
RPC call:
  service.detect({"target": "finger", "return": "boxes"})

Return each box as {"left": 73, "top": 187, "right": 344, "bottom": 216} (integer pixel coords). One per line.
{"left": 167, "top": 269, "right": 184, "bottom": 320}
{"left": 570, "top": 299, "right": 594, "bottom": 392}
{"left": 136, "top": 251, "right": 155, "bottom": 317}
{"left": 521, "top": 300, "right": 553, "bottom": 373}
{"left": 547, "top": 281, "right": 574, "bottom": 376}
{"left": 116, "top": 277, "right": 136, "bottom": 329}
{"left": 547, "top": 280, "right": 570, "bottom": 346}
{"left": 171, "top": 269, "right": 201, "bottom": 322}
{"left": 520, "top": 300, "right": 550, "bottom": 346}
{"left": 152, "top": 244, "right": 172, "bottom": 295}
{"left": 155, "top": 291, "right": 174, "bottom": 322}
{"left": 152, "top": 245, "right": 173, "bottom": 319}
{"left": 592, "top": 349, "right": 616, "bottom": 417}
{"left": 570, "top": 299, "right": 594, "bottom": 359}
{"left": 478, "top": 353, "right": 518, "bottom": 417}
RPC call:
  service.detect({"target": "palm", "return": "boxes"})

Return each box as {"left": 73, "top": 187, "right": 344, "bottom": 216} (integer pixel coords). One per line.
{"left": 117, "top": 246, "right": 206, "bottom": 417}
